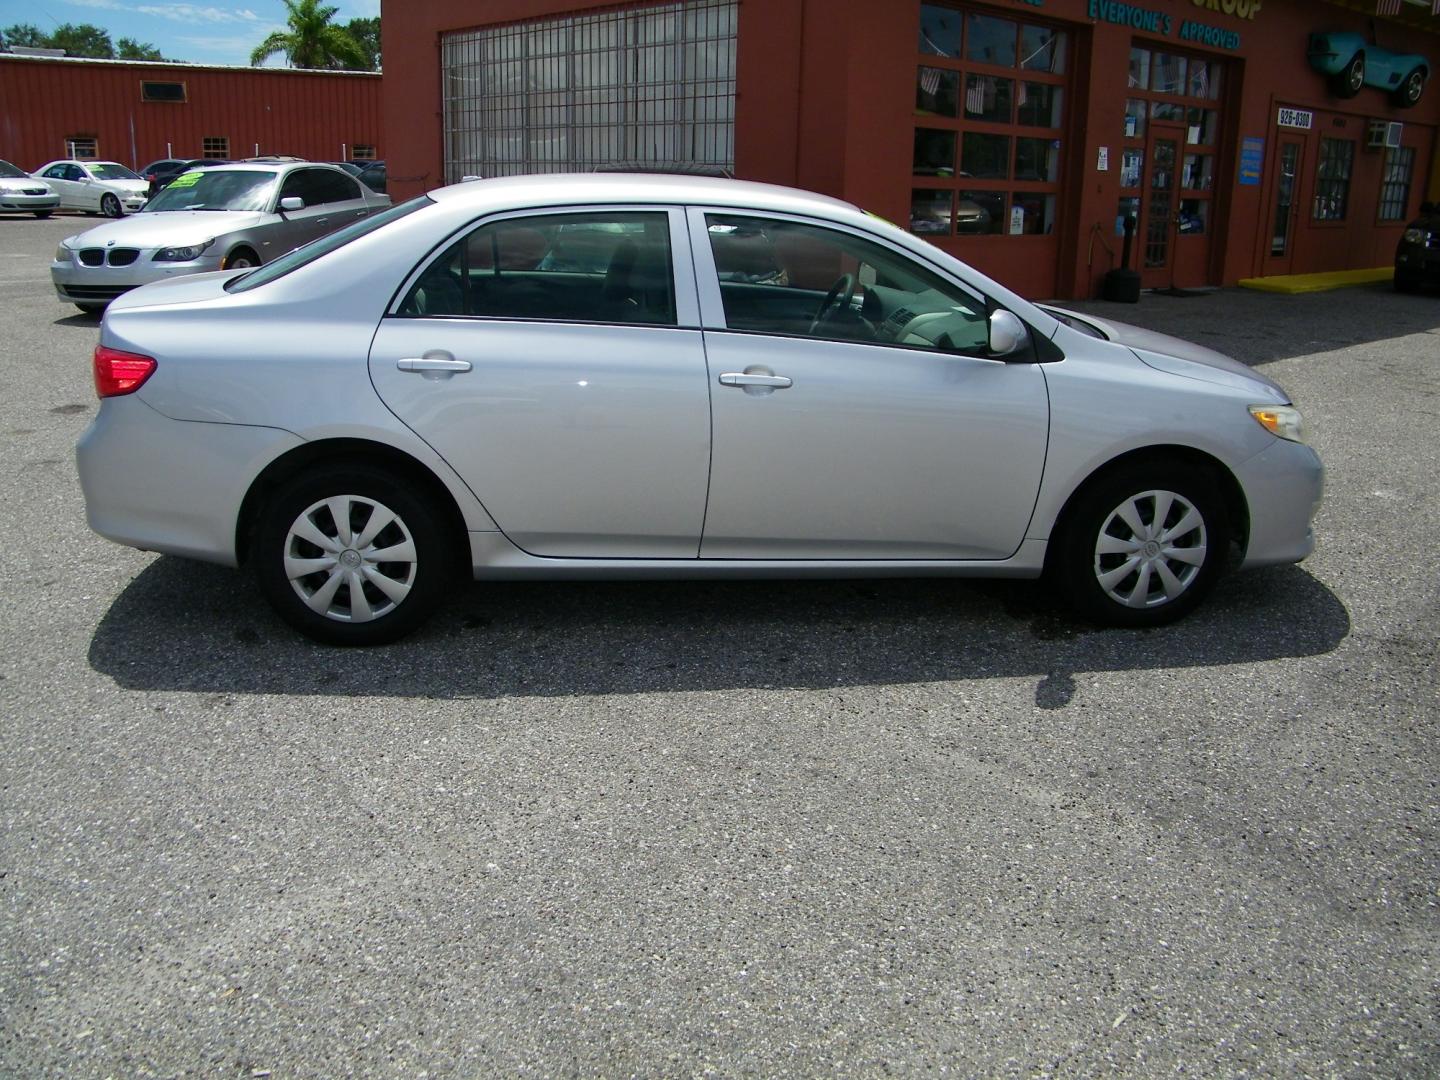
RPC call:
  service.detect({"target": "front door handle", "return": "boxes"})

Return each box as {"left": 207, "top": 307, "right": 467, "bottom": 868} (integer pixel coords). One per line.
{"left": 718, "top": 372, "right": 792, "bottom": 389}
{"left": 398, "top": 355, "right": 472, "bottom": 379}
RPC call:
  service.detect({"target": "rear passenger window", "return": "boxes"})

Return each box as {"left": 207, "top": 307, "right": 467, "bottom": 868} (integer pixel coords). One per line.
{"left": 399, "top": 211, "right": 675, "bottom": 326}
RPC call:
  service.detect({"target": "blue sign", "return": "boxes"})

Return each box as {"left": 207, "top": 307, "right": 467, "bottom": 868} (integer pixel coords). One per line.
{"left": 1239, "top": 136, "right": 1264, "bottom": 186}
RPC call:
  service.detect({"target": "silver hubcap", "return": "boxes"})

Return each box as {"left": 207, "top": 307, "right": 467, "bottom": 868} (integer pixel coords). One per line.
{"left": 284, "top": 495, "right": 417, "bottom": 623}
{"left": 1093, "top": 489, "right": 1207, "bottom": 609}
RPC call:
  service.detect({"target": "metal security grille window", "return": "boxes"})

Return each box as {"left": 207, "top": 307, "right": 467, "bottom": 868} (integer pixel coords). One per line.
{"left": 1313, "top": 137, "right": 1354, "bottom": 222}
{"left": 441, "top": 0, "right": 736, "bottom": 182}
{"left": 66, "top": 136, "right": 98, "bottom": 159}
{"left": 202, "top": 136, "right": 229, "bottom": 158}
{"left": 352, "top": 145, "right": 376, "bottom": 160}
{"left": 1378, "top": 145, "right": 1415, "bottom": 221}
{"left": 911, "top": 4, "right": 1069, "bottom": 238}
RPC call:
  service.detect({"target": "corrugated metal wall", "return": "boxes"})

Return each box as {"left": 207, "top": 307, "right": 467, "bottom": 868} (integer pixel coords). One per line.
{"left": 0, "top": 56, "right": 383, "bottom": 170}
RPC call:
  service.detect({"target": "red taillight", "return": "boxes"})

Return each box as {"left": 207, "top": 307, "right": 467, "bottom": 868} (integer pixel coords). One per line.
{"left": 93, "top": 345, "right": 157, "bottom": 398}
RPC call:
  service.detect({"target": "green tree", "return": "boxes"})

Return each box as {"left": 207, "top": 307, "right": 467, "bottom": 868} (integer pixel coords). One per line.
{"left": 1, "top": 24, "right": 49, "bottom": 50}
{"left": 249, "top": 0, "right": 367, "bottom": 70}
{"left": 117, "top": 37, "right": 165, "bottom": 61}
{"left": 343, "top": 16, "right": 379, "bottom": 71}
{"left": 48, "top": 23, "right": 115, "bottom": 59}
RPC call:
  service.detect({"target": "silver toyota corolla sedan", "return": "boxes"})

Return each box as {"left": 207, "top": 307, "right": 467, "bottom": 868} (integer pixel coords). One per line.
{"left": 51, "top": 161, "right": 390, "bottom": 312}
{"left": 76, "top": 175, "right": 1323, "bottom": 645}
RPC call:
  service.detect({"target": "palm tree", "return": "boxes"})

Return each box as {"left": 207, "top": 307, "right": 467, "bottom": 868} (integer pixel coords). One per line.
{"left": 249, "top": 0, "right": 367, "bottom": 70}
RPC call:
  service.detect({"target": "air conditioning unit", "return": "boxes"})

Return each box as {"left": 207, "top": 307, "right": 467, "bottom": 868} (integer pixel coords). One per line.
{"left": 1367, "top": 120, "right": 1403, "bottom": 149}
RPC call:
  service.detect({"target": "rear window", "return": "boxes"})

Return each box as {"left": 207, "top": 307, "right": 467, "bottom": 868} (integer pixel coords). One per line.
{"left": 226, "top": 196, "right": 433, "bottom": 293}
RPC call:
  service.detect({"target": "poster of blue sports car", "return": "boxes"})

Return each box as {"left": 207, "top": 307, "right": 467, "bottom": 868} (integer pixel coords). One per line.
{"left": 1307, "top": 32, "right": 1428, "bottom": 107}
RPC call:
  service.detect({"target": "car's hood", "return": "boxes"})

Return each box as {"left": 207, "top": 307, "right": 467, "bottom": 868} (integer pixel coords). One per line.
{"left": 62, "top": 211, "right": 269, "bottom": 249}
{"left": 0, "top": 176, "right": 53, "bottom": 191}
{"left": 1044, "top": 305, "right": 1289, "bottom": 401}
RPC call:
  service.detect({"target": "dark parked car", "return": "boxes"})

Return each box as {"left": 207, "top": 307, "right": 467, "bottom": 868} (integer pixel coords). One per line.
{"left": 1395, "top": 201, "right": 1439, "bottom": 293}
{"left": 140, "top": 157, "right": 232, "bottom": 199}
{"left": 353, "top": 160, "right": 386, "bottom": 194}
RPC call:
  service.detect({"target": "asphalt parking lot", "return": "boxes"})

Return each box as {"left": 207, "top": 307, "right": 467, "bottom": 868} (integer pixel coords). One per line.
{"left": 1, "top": 212, "right": 1437, "bottom": 1077}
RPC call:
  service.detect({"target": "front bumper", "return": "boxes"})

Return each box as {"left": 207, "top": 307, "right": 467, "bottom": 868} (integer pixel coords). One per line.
{"left": 0, "top": 190, "right": 60, "bottom": 212}
{"left": 1236, "top": 437, "right": 1324, "bottom": 569}
{"left": 1395, "top": 242, "right": 1440, "bottom": 285}
{"left": 51, "top": 249, "right": 227, "bottom": 305}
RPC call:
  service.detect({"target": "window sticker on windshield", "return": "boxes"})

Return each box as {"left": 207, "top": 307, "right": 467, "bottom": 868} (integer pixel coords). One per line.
{"left": 170, "top": 171, "right": 204, "bottom": 188}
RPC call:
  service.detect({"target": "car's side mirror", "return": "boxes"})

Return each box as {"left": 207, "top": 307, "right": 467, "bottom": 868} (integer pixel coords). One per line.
{"left": 988, "top": 309, "right": 1027, "bottom": 358}
{"left": 279, "top": 196, "right": 304, "bottom": 212}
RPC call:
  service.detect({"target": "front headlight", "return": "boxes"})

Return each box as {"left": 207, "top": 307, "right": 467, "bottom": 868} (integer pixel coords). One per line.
{"left": 153, "top": 239, "right": 215, "bottom": 262}
{"left": 1249, "top": 404, "right": 1307, "bottom": 444}
{"left": 1402, "top": 227, "right": 1427, "bottom": 244}
{"left": 54, "top": 244, "right": 70, "bottom": 262}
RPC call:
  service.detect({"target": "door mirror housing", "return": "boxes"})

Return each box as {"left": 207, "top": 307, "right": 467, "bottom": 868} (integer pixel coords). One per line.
{"left": 279, "top": 196, "right": 304, "bottom": 212}
{"left": 988, "top": 309, "right": 1027, "bottom": 358}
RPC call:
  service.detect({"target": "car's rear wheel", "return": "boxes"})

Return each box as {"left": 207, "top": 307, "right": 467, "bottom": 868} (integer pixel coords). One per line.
{"left": 100, "top": 193, "right": 122, "bottom": 218}
{"left": 32, "top": 210, "right": 52, "bottom": 219}
{"left": 1052, "top": 461, "right": 1227, "bottom": 628}
{"left": 1332, "top": 52, "right": 1365, "bottom": 98}
{"left": 1393, "top": 68, "right": 1426, "bottom": 108}
{"left": 254, "top": 465, "right": 455, "bottom": 645}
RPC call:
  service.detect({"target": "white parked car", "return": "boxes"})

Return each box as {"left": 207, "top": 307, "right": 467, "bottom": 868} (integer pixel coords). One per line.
{"left": 0, "top": 159, "right": 60, "bottom": 217}
{"left": 31, "top": 160, "right": 148, "bottom": 217}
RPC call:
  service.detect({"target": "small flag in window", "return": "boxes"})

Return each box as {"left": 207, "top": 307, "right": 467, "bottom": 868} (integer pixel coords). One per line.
{"left": 920, "top": 67, "right": 941, "bottom": 99}
{"left": 1375, "top": 0, "right": 1402, "bottom": 15}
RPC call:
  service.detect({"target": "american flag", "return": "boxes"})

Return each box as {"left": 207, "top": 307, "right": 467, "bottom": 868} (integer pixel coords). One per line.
{"left": 1375, "top": 0, "right": 1402, "bottom": 14}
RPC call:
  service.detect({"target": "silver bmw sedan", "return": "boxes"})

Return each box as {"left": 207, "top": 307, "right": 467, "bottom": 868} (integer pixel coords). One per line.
{"left": 76, "top": 175, "right": 1323, "bottom": 645}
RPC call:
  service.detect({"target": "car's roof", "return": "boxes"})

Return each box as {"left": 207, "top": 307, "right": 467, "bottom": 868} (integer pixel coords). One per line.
{"left": 428, "top": 173, "right": 860, "bottom": 219}
{"left": 45, "top": 159, "right": 126, "bottom": 167}
{"left": 182, "top": 161, "right": 349, "bottom": 177}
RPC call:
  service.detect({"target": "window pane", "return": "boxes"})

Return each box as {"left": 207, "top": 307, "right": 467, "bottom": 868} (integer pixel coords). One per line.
{"left": 403, "top": 211, "right": 677, "bottom": 324}
{"left": 1020, "top": 26, "right": 1066, "bottom": 73}
{"left": 1313, "top": 138, "right": 1354, "bottom": 221}
{"left": 1018, "top": 83, "right": 1062, "bottom": 127}
{"left": 1186, "top": 108, "right": 1218, "bottom": 146}
{"left": 1124, "top": 99, "right": 1147, "bottom": 139}
{"left": 913, "top": 128, "right": 957, "bottom": 176}
{"left": 958, "top": 190, "right": 1004, "bottom": 234}
{"left": 1187, "top": 60, "right": 1221, "bottom": 100}
{"left": 1182, "top": 153, "right": 1214, "bottom": 191}
{"left": 911, "top": 188, "right": 953, "bottom": 234}
{"left": 965, "top": 14, "right": 1017, "bottom": 66}
{"left": 1012, "top": 192, "right": 1056, "bottom": 235}
{"left": 1015, "top": 137, "right": 1060, "bottom": 182}
{"left": 962, "top": 132, "right": 1010, "bottom": 178}
{"left": 918, "top": 3, "right": 961, "bottom": 58}
{"left": 1151, "top": 101, "right": 1185, "bottom": 123}
{"left": 706, "top": 213, "right": 991, "bottom": 354}
{"left": 1379, "top": 145, "right": 1415, "bottom": 221}
{"left": 1151, "top": 53, "right": 1186, "bottom": 94}
{"left": 1120, "top": 148, "right": 1144, "bottom": 188}
{"left": 917, "top": 66, "right": 960, "bottom": 117}
{"left": 964, "top": 74, "right": 1013, "bottom": 122}
{"left": 1178, "top": 198, "right": 1208, "bottom": 235}
{"left": 1128, "top": 48, "right": 1151, "bottom": 91}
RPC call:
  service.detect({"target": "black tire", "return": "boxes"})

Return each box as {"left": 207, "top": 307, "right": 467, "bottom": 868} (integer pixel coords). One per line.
{"left": 1393, "top": 67, "right": 1426, "bottom": 109}
{"left": 100, "top": 193, "right": 122, "bottom": 218}
{"left": 33, "top": 210, "right": 52, "bottom": 219}
{"left": 223, "top": 248, "right": 258, "bottom": 269}
{"left": 1331, "top": 52, "right": 1364, "bottom": 99}
{"left": 75, "top": 302, "right": 106, "bottom": 315}
{"left": 1394, "top": 269, "right": 1422, "bottom": 294}
{"left": 1050, "top": 460, "right": 1228, "bottom": 628}
{"left": 253, "top": 464, "right": 456, "bottom": 645}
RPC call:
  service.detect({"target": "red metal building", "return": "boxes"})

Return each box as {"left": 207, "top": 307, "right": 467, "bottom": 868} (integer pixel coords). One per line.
{"left": 381, "top": 0, "right": 1440, "bottom": 299}
{"left": 0, "top": 54, "right": 383, "bottom": 172}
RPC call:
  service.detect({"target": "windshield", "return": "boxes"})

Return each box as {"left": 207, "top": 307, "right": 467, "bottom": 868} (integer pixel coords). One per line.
{"left": 86, "top": 163, "right": 142, "bottom": 181}
{"left": 144, "top": 170, "right": 277, "bottom": 213}
{"left": 227, "top": 196, "right": 432, "bottom": 293}
{"left": 0, "top": 160, "right": 28, "bottom": 179}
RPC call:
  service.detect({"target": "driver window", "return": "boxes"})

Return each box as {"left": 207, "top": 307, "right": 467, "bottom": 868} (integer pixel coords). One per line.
{"left": 704, "top": 213, "right": 993, "bottom": 355}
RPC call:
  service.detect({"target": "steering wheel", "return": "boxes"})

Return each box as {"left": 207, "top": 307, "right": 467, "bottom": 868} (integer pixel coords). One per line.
{"left": 809, "top": 273, "right": 855, "bottom": 334}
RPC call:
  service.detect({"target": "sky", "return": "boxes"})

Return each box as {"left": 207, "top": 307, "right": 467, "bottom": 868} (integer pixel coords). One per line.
{"left": 0, "top": 0, "right": 379, "bottom": 67}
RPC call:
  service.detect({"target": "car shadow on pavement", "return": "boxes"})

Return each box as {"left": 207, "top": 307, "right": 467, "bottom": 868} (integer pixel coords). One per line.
{"left": 88, "top": 556, "right": 1349, "bottom": 703}
{"left": 53, "top": 312, "right": 99, "bottom": 327}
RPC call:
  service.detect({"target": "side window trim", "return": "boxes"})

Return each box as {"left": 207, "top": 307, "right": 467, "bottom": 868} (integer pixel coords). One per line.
{"left": 386, "top": 204, "right": 702, "bottom": 328}
{"left": 684, "top": 205, "right": 994, "bottom": 346}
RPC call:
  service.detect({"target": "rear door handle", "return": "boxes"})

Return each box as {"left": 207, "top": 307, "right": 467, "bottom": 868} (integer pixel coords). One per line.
{"left": 398, "top": 356, "right": 472, "bottom": 379}
{"left": 718, "top": 372, "right": 792, "bottom": 389}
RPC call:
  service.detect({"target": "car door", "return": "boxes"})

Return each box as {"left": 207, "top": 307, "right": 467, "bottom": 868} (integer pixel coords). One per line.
{"left": 689, "top": 208, "right": 1050, "bottom": 560}
{"left": 41, "top": 165, "right": 83, "bottom": 210}
{"left": 368, "top": 206, "right": 712, "bottom": 558}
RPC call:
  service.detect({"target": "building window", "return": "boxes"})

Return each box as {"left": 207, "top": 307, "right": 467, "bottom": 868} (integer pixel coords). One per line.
{"left": 201, "top": 136, "right": 229, "bottom": 159}
{"left": 912, "top": 3, "right": 1068, "bottom": 237}
{"left": 352, "top": 144, "right": 376, "bottom": 160}
{"left": 66, "top": 136, "right": 98, "bottom": 159}
{"left": 1313, "top": 138, "right": 1354, "bottom": 222}
{"left": 141, "top": 81, "right": 187, "bottom": 103}
{"left": 1378, "top": 145, "right": 1415, "bottom": 222}
{"left": 440, "top": 0, "right": 736, "bottom": 181}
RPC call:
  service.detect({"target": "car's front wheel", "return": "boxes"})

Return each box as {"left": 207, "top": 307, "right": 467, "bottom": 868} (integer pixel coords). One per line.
{"left": 1395, "top": 268, "right": 1422, "bottom": 293}
{"left": 1052, "top": 461, "right": 1228, "bottom": 628}
{"left": 1393, "top": 67, "right": 1426, "bottom": 108}
{"left": 254, "top": 465, "right": 456, "bottom": 645}
{"left": 100, "top": 193, "right": 122, "bottom": 218}
{"left": 33, "top": 210, "right": 52, "bottom": 219}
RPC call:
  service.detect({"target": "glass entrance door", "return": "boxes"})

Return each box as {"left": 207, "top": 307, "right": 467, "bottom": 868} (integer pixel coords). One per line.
{"left": 1140, "top": 128, "right": 1181, "bottom": 286}
{"left": 1265, "top": 138, "right": 1303, "bottom": 274}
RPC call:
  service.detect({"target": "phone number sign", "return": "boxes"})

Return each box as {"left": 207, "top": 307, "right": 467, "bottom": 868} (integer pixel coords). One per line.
{"left": 1277, "top": 107, "right": 1314, "bottom": 129}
